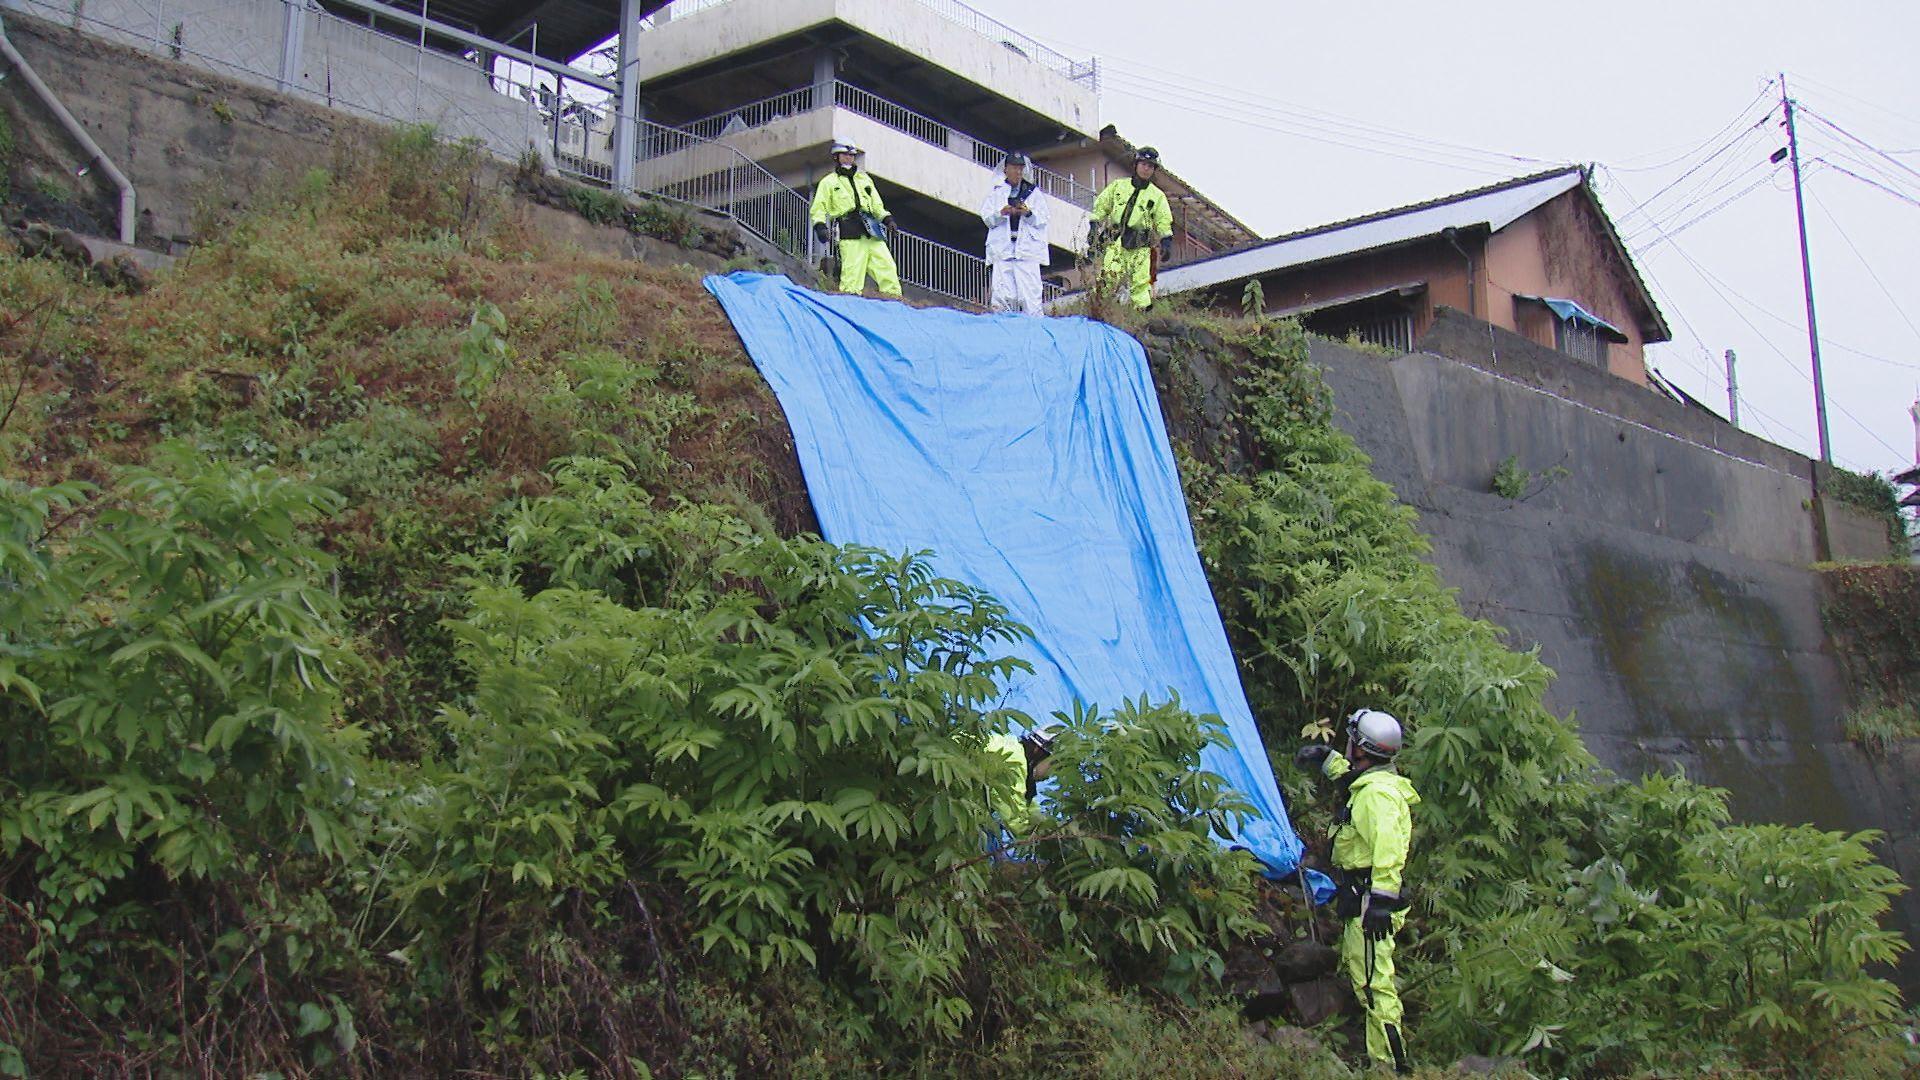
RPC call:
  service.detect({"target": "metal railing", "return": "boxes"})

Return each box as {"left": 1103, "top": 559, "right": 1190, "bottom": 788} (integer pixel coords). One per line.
{"left": 7, "top": 0, "right": 998, "bottom": 305}
{"left": 632, "top": 119, "right": 989, "bottom": 306}
{"left": 674, "top": 79, "right": 1100, "bottom": 209}
{"left": 644, "top": 0, "right": 1097, "bottom": 90}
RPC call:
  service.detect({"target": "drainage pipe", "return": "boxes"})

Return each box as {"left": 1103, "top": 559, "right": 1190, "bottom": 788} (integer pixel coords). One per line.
{"left": 0, "top": 14, "right": 138, "bottom": 244}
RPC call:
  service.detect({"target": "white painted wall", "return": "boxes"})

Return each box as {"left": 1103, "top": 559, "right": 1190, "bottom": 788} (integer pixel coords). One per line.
{"left": 639, "top": 0, "right": 1098, "bottom": 137}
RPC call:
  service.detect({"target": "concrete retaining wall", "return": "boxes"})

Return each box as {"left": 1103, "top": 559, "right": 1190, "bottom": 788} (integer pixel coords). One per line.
{"left": 1310, "top": 334, "right": 1920, "bottom": 987}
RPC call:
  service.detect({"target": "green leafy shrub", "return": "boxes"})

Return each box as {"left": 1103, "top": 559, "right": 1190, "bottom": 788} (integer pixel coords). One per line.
{"left": 1844, "top": 698, "right": 1920, "bottom": 757}
{"left": 0, "top": 449, "right": 376, "bottom": 1068}
{"left": 1188, "top": 317, "right": 1910, "bottom": 1075}
{"left": 1028, "top": 697, "right": 1264, "bottom": 1001}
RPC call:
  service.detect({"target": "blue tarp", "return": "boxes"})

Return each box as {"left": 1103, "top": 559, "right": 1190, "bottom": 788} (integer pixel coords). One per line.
{"left": 704, "top": 272, "right": 1308, "bottom": 879}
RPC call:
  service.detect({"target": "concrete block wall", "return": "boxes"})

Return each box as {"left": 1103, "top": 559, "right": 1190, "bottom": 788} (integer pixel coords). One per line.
{"left": 3, "top": 0, "right": 551, "bottom": 172}
{"left": 1309, "top": 335, "right": 1920, "bottom": 988}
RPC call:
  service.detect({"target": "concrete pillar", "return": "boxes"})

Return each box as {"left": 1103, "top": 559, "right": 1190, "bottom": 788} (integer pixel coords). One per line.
{"left": 811, "top": 48, "right": 835, "bottom": 112}
{"left": 611, "top": 0, "right": 642, "bottom": 194}
{"left": 277, "top": 0, "right": 306, "bottom": 94}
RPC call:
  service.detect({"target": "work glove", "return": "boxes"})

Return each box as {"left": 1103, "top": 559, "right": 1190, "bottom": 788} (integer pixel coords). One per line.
{"left": 1362, "top": 892, "right": 1402, "bottom": 941}
{"left": 882, "top": 215, "right": 898, "bottom": 232}
{"left": 1087, "top": 221, "right": 1106, "bottom": 248}
{"left": 812, "top": 222, "right": 831, "bottom": 244}
{"left": 1159, "top": 235, "right": 1173, "bottom": 261}
{"left": 1292, "top": 743, "right": 1333, "bottom": 772}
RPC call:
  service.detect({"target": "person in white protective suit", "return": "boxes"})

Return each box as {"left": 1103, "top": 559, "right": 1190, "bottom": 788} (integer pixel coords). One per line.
{"left": 979, "top": 152, "right": 1051, "bottom": 316}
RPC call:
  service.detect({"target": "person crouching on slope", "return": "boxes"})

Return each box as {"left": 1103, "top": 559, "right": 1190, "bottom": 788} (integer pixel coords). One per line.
{"left": 1295, "top": 708, "right": 1420, "bottom": 1074}
{"left": 810, "top": 142, "right": 902, "bottom": 299}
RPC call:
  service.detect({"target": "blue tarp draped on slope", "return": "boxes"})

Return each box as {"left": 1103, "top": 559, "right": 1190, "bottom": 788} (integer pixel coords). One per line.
{"left": 704, "top": 272, "right": 1308, "bottom": 878}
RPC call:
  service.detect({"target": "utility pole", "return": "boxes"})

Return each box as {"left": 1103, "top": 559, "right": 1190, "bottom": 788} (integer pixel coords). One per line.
{"left": 1724, "top": 349, "right": 1740, "bottom": 427}
{"left": 1780, "top": 74, "right": 1832, "bottom": 464}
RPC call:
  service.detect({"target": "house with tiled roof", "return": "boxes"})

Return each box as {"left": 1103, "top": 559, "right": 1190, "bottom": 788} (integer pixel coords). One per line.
{"left": 1157, "top": 166, "right": 1672, "bottom": 385}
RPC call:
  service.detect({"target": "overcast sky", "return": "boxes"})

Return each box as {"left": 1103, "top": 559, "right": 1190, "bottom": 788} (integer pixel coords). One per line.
{"left": 966, "top": 0, "right": 1920, "bottom": 479}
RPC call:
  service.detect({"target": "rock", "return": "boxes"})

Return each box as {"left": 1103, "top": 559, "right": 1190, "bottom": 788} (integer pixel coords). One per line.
{"left": 1263, "top": 1024, "right": 1323, "bottom": 1054}
{"left": 1272, "top": 939, "right": 1339, "bottom": 983}
{"left": 97, "top": 253, "right": 152, "bottom": 292}
{"left": 1285, "top": 975, "right": 1355, "bottom": 1028}
{"left": 16, "top": 222, "right": 93, "bottom": 268}
{"left": 1221, "top": 942, "right": 1285, "bottom": 998}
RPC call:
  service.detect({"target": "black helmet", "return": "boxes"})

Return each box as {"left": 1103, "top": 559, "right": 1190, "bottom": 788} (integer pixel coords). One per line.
{"left": 1134, "top": 146, "right": 1161, "bottom": 165}
{"left": 1003, "top": 152, "right": 1033, "bottom": 169}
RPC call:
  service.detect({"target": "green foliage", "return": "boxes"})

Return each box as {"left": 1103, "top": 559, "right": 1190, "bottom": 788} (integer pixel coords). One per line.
{"left": 1188, "top": 317, "right": 1910, "bottom": 1075}
{"left": 1844, "top": 698, "right": 1920, "bottom": 757}
{"left": 1825, "top": 467, "right": 1910, "bottom": 549}
{"left": 454, "top": 300, "right": 512, "bottom": 406}
{"left": 1239, "top": 278, "right": 1265, "bottom": 322}
{"left": 1491, "top": 454, "right": 1528, "bottom": 498}
{"left": 1028, "top": 697, "right": 1265, "bottom": 1002}
{"left": 0, "top": 449, "right": 372, "bottom": 1063}
{"left": 1490, "top": 454, "right": 1570, "bottom": 500}
{"left": 564, "top": 181, "right": 625, "bottom": 226}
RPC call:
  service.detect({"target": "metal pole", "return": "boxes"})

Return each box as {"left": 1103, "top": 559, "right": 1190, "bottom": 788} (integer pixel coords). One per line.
{"left": 1725, "top": 348, "right": 1740, "bottom": 427}
{"left": 278, "top": 0, "right": 305, "bottom": 94}
{"left": 610, "top": 0, "right": 640, "bottom": 194}
{"left": 552, "top": 72, "right": 564, "bottom": 165}
{"left": 1782, "top": 74, "right": 1832, "bottom": 464}
{"left": 414, "top": 0, "right": 427, "bottom": 122}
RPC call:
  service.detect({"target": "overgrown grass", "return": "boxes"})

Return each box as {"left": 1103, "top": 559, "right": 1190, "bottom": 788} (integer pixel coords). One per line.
{"left": 1, "top": 126, "right": 1914, "bottom": 1079}
{"left": 1846, "top": 699, "right": 1920, "bottom": 757}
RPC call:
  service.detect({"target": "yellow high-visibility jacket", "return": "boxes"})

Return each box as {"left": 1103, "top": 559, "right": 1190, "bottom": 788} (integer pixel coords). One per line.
{"left": 1323, "top": 755, "right": 1419, "bottom": 895}
{"left": 1091, "top": 177, "right": 1172, "bottom": 245}
{"left": 810, "top": 169, "right": 891, "bottom": 227}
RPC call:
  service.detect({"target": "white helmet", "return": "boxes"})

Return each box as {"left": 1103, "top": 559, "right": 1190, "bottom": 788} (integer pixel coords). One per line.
{"left": 1345, "top": 708, "right": 1404, "bottom": 759}
{"left": 829, "top": 142, "right": 862, "bottom": 158}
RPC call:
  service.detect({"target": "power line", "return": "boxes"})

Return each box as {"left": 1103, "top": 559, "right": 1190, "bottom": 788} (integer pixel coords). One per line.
{"left": 1101, "top": 64, "right": 1552, "bottom": 169}
{"left": 1787, "top": 71, "right": 1920, "bottom": 142}
{"left": 1805, "top": 185, "right": 1920, "bottom": 351}
{"left": 1617, "top": 108, "right": 1776, "bottom": 221}
{"left": 1609, "top": 79, "right": 1778, "bottom": 173}
{"left": 1816, "top": 159, "right": 1920, "bottom": 211}
{"left": 1099, "top": 73, "right": 1532, "bottom": 177}
{"left": 1796, "top": 106, "right": 1920, "bottom": 186}
{"left": 1625, "top": 163, "right": 1782, "bottom": 246}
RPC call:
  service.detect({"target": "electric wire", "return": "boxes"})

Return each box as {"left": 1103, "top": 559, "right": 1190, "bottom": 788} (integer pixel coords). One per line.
{"left": 1816, "top": 159, "right": 1920, "bottom": 211}
{"left": 1617, "top": 108, "right": 1777, "bottom": 222}
{"left": 1796, "top": 107, "right": 1920, "bottom": 187}
{"left": 1097, "top": 72, "right": 1533, "bottom": 177}
{"left": 1807, "top": 184, "right": 1920, "bottom": 351}
{"left": 1100, "top": 66, "right": 1547, "bottom": 168}
{"left": 1604, "top": 166, "right": 1906, "bottom": 465}
{"left": 1660, "top": 238, "right": 1912, "bottom": 462}
{"left": 1631, "top": 168, "right": 1784, "bottom": 249}
{"left": 1608, "top": 79, "right": 1778, "bottom": 173}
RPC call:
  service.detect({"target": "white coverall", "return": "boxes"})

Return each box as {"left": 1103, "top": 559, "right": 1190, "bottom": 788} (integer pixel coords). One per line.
{"left": 979, "top": 179, "right": 1051, "bottom": 316}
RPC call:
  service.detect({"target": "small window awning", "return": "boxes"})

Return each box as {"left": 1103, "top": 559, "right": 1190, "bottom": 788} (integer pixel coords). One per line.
{"left": 1516, "top": 295, "right": 1629, "bottom": 342}
{"left": 1269, "top": 282, "right": 1426, "bottom": 320}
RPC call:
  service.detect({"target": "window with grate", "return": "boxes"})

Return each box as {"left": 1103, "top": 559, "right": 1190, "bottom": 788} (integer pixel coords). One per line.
{"left": 1554, "top": 316, "right": 1607, "bottom": 368}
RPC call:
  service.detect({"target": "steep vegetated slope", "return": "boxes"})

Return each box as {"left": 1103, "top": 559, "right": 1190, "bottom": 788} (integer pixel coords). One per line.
{"left": 0, "top": 131, "right": 1914, "bottom": 1078}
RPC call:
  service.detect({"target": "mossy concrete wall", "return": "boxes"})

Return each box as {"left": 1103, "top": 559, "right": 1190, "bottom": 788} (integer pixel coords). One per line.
{"left": 1308, "top": 332, "right": 1920, "bottom": 986}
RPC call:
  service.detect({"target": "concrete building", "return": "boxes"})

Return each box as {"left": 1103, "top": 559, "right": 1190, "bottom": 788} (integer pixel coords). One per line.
{"left": 583, "top": 0, "right": 1254, "bottom": 280}
{"left": 1157, "top": 167, "right": 1672, "bottom": 385}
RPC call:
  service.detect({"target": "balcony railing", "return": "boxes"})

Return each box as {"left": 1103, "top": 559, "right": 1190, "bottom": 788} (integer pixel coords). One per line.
{"left": 625, "top": 119, "right": 993, "bottom": 306}
{"left": 643, "top": 0, "right": 1099, "bottom": 91}
{"left": 674, "top": 79, "right": 1100, "bottom": 210}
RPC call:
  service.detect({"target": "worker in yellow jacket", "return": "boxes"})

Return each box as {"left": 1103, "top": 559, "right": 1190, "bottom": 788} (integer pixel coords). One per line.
{"left": 1296, "top": 708, "right": 1419, "bottom": 1074}
{"left": 810, "top": 142, "right": 902, "bottom": 298}
{"left": 1088, "top": 147, "right": 1174, "bottom": 309}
